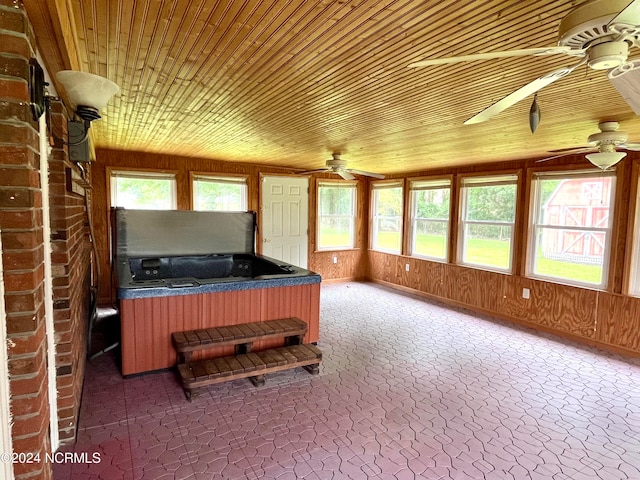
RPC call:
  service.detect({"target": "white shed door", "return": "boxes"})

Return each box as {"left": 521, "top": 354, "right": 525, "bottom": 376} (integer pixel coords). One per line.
{"left": 261, "top": 176, "right": 308, "bottom": 268}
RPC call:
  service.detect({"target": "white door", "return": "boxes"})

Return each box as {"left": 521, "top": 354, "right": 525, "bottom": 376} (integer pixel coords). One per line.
{"left": 261, "top": 176, "right": 309, "bottom": 268}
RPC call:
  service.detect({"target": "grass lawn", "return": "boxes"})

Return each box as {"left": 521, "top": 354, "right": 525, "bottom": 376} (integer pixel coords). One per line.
{"left": 322, "top": 227, "right": 602, "bottom": 284}
{"left": 318, "top": 229, "right": 352, "bottom": 248}
{"left": 377, "top": 233, "right": 602, "bottom": 283}
{"left": 534, "top": 249, "right": 602, "bottom": 284}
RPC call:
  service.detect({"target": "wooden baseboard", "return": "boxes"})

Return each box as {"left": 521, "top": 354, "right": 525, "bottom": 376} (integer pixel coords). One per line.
{"left": 368, "top": 279, "right": 640, "bottom": 360}
{"left": 321, "top": 276, "right": 362, "bottom": 284}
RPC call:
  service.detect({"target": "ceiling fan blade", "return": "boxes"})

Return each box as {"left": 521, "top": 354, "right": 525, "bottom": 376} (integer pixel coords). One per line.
{"left": 547, "top": 146, "right": 591, "bottom": 154}
{"left": 464, "top": 60, "right": 586, "bottom": 124}
{"left": 608, "top": 0, "right": 640, "bottom": 27}
{"left": 608, "top": 62, "right": 640, "bottom": 115}
{"left": 337, "top": 170, "right": 355, "bottom": 180}
{"left": 408, "top": 46, "right": 573, "bottom": 68}
{"left": 297, "top": 168, "right": 330, "bottom": 175}
{"left": 347, "top": 169, "right": 385, "bottom": 179}
{"left": 536, "top": 148, "right": 596, "bottom": 163}
{"left": 622, "top": 143, "right": 640, "bottom": 151}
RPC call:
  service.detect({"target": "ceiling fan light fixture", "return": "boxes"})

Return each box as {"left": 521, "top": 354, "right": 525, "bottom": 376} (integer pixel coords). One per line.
{"left": 585, "top": 151, "right": 626, "bottom": 169}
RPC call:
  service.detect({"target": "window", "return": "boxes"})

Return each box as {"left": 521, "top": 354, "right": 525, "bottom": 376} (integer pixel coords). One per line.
{"left": 317, "top": 181, "right": 356, "bottom": 250}
{"left": 192, "top": 175, "right": 248, "bottom": 211}
{"left": 371, "top": 182, "right": 403, "bottom": 254}
{"left": 409, "top": 178, "right": 451, "bottom": 261}
{"left": 110, "top": 170, "right": 177, "bottom": 209}
{"left": 529, "top": 170, "right": 615, "bottom": 288}
{"left": 459, "top": 174, "right": 518, "bottom": 272}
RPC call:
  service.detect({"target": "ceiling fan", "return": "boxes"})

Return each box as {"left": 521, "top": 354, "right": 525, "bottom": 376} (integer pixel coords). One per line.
{"left": 298, "top": 153, "right": 385, "bottom": 180}
{"left": 540, "top": 121, "right": 640, "bottom": 168}
{"left": 408, "top": 0, "right": 640, "bottom": 124}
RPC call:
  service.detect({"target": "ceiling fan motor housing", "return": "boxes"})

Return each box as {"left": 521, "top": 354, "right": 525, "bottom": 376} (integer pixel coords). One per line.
{"left": 558, "top": 0, "right": 638, "bottom": 62}
{"left": 327, "top": 154, "right": 348, "bottom": 170}
{"left": 588, "top": 121, "right": 628, "bottom": 147}
{"left": 588, "top": 41, "right": 628, "bottom": 69}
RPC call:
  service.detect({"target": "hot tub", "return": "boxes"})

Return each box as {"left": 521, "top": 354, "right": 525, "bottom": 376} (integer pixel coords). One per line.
{"left": 122, "top": 253, "right": 301, "bottom": 289}
{"left": 113, "top": 209, "right": 321, "bottom": 375}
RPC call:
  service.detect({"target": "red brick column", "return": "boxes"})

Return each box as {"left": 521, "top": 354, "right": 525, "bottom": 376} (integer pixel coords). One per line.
{"left": 0, "top": 1, "right": 52, "bottom": 479}
{"left": 47, "top": 99, "right": 91, "bottom": 445}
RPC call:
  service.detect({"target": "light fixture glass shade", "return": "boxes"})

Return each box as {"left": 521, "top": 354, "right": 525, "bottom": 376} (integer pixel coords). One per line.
{"left": 55, "top": 71, "right": 119, "bottom": 111}
{"left": 585, "top": 151, "right": 626, "bottom": 169}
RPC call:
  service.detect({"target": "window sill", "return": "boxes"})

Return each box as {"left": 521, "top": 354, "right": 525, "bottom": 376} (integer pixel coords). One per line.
{"left": 314, "top": 248, "right": 360, "bottom": 253}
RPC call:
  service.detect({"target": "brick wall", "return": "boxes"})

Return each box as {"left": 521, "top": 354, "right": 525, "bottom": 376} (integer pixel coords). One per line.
{"left": 1, "top": 0, "right": 93, "bottom": 477}
{"left": 0, "top": 1, "right": 52, "bottom": 479}
{"left": 47, "top": 99, "right": 91, "bottom": 445}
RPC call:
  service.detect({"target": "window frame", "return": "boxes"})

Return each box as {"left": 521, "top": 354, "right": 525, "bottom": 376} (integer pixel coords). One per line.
{"left": 370, "top": 180, "right": 404, "bottom": 254}
{"left": 457, "top": 173, "right": 519, "bottom": 273}
{"left": 409, "top": 177, "right": 452, "bottom": 262}
{"left": 527, "top": 169, "right": 616, "bottom": 289}
{"left": 191, "top": 172, "right": 249, "bottom": 212}
{"left": 316, "top": 180, "right": 357, "bottom": 251}
{"left": 109, "top": 169, "right": 177, "bottom": 210}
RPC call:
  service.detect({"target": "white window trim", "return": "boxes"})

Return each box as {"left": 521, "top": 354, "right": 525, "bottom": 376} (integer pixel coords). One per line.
{"left": 409, "top": 178, "right": 451, "bottom": 262}
{"left": 317, "top": 181, "right": 357, "bottom": 251}
{"left": 110, "top": 170, "right": 177, "bottom": 209}
{"left": 527, "top": 170, "right": 616, "bottom": 289}
{"left": 371, "top": 181, "right": 404, "bottom": 254}
{"left": 192, "top": 174, "right": 249, "bottom": 212}
{"left": 458, "top": 174, "right": 518, "bottom": 273}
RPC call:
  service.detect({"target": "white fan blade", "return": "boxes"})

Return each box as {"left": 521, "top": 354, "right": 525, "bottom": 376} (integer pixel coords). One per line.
{"left": 337, "top": 170, "right": 355, "bottom": 180}
{"left": 464, "top": 60, "right": 586, "bottom": 124}
{"left": 622, "top": 143, "right": 640, "bottom": 151}
{"left": 347, "top": 169, "right": 385, "bottom": 179}
{"left": 408, "top": 46, "right": 574, "bottom": 67}
{"left": 608, "top": 61, "right": 640, "bottom": 115}
{"left": 536, "top": 148, "right": 596, "bottom": 163}
{"left": 608, "top": 0, "right": 640, "bottom": 28}
{"left": 298, "top": 168, "right": 330, "bottom": 175}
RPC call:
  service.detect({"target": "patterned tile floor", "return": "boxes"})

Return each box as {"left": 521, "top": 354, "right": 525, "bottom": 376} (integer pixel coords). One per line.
{"left": 54, "top": 282, "right": 640, "bottom": 479}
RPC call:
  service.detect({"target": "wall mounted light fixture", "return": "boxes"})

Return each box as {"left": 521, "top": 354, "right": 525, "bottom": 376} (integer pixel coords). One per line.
{"left": 54, "top": 70, "right": 120, "bottom": 145}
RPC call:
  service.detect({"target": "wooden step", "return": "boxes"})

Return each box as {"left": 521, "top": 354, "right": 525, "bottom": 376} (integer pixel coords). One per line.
{"left": 172, "top": 317, "right": 308, "bottom": 356}
{"left": 177, "top": 343, "right": 322, "bottom": 399}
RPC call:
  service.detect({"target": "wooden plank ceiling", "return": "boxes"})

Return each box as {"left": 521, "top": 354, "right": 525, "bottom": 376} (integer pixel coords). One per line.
{"left": 28, "top": 0, "right": 640, "bottom": 175}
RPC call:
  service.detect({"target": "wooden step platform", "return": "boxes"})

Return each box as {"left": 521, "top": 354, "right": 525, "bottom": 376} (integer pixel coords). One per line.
{"left": 177, "top": 343, "right": 322, "bottom": 399}
{"left": 172, "top": 317, "right": 308, "bottom": 363}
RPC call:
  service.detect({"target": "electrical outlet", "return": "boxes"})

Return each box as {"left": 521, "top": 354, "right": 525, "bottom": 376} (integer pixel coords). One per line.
{"left": 522, "top": 288, "right": 530, "bottom": 299}
{"left": 333, "top": 255, "right": 337, "bottom": 264}
{"left": 405, "top": 263, "right": 410, "bottom": 272}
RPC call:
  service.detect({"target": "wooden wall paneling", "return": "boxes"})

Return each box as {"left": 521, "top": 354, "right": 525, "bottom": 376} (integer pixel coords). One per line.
{"left": 595, "top": 293, "right": 640, "bottom": 351}
{"left": 368, "top": 251, "right": 397, "bottom": 284}
{"left": 512, "top": 169, "right": 527, "bottom": 277}
{"left": 402, "top": 178, "right": 411, "bottom": 256}
{"left": 620, "top": 159, "right": 640, "bottom": 295}
{"left": 496, "top": 276, "right": 537, "bottom": 322}
{"left": 525, "top": 281, "right": 597, "bottom": 338}
{"left": 608, "top": 158, "right": 634, "bottom": 293}
{"left": 442, "top": 264, "right": 499, "bottom": 312}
